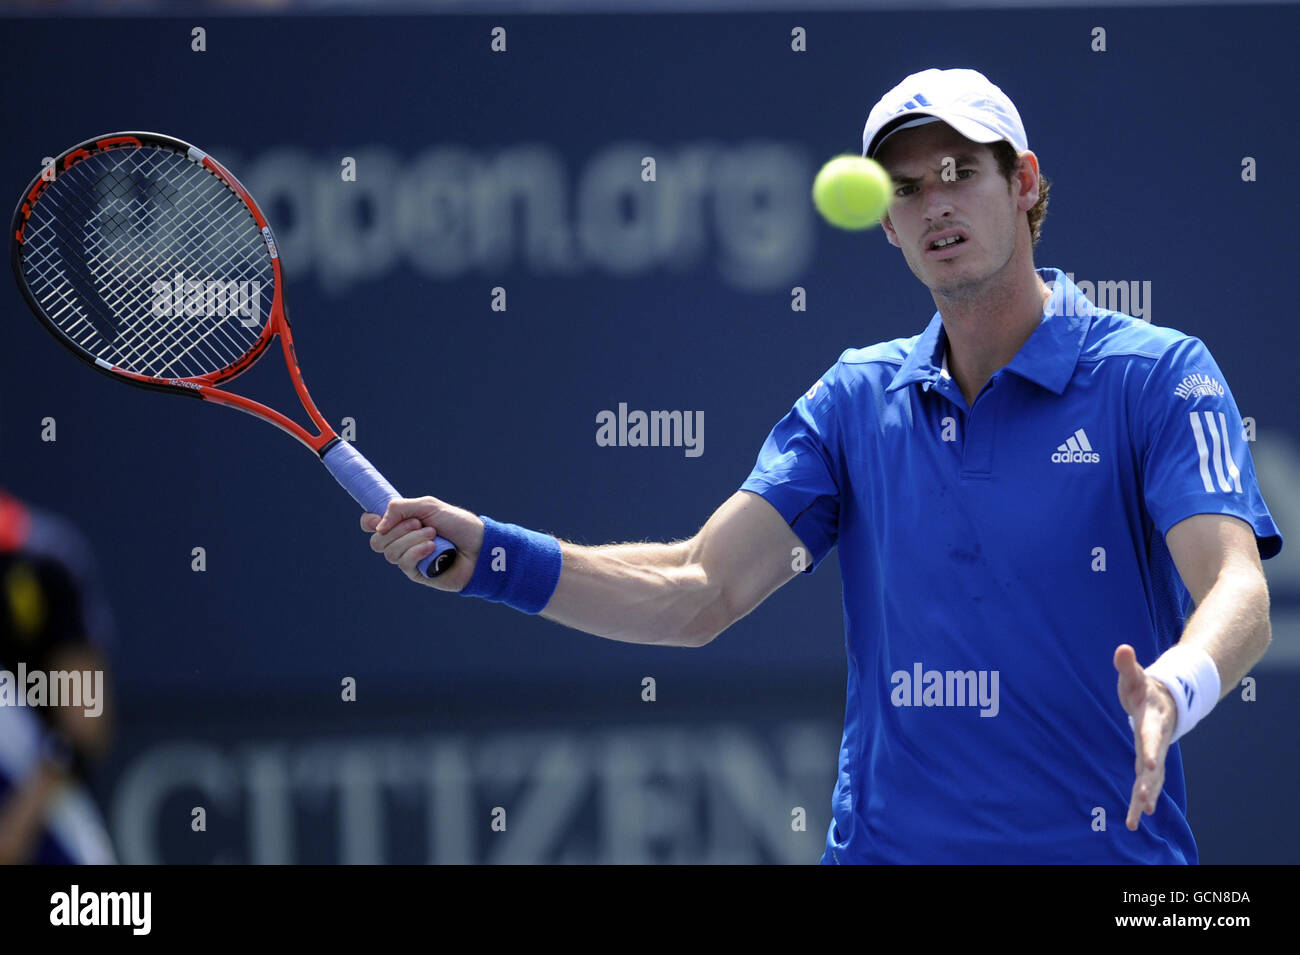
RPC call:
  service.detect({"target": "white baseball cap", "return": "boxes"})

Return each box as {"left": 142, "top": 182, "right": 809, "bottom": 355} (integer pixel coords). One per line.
{"left": 862, "top": 68, "right": 1028, "bottom": 160}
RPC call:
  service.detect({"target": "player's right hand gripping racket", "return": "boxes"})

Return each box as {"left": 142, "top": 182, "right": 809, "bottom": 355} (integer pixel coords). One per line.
{"left": 9, "top": 132, "right": 457, "bottom": 577}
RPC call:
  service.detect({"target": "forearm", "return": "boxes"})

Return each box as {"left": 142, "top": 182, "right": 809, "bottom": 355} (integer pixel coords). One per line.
{"left": 1177, "top": 567, "right": 1271, "bottom": 699}
{"left": 540, "top": 538, "right": 727, "bottom": 647}
{"left": 365, "top": 491, "right": 795, "bottom": 646}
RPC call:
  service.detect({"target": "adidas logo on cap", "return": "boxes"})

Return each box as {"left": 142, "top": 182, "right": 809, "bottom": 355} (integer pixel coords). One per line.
{"left": 1051, "top": 428, "right": 1100, "bottom": 464}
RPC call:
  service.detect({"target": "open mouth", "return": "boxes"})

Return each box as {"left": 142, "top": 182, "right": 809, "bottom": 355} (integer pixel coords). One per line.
{"left": 925, "top": 233, "right": 968, "bottom": 257}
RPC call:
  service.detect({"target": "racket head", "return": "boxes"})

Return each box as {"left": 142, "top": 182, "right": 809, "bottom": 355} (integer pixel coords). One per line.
{"left": 8, "top": 132, "right": 455, "bottom": 574}
{"left": 10, "top": 132, "right": 284, "bottom": 396}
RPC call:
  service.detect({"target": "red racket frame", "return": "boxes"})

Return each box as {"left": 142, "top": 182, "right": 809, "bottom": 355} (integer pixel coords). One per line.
{"left": 12, "top": 132, "right": 339, "bottom": 455}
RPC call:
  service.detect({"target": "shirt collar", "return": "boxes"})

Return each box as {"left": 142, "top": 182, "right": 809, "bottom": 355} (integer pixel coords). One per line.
{"left": 885, "top": 267, "right": 1094, "bottom": 396}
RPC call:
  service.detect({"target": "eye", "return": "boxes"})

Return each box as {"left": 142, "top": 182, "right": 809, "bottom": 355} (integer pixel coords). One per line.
{"left": 895, "top": 183, "right": 916, "bottom": 197}
{"left": 956, "top": 168, "right": 975, "bottom": 180}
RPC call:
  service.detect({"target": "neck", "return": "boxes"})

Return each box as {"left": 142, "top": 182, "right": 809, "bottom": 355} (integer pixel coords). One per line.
{"left": 936, "top": 259, "right": 1051, "bottom": 406}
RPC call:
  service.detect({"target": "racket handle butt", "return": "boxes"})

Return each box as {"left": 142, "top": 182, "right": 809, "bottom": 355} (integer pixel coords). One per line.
{"left": 418, "top": 537, "right": 458, "bottom": 577}
{"left": 322, "top": 440, "right": 458, "bottom": 579}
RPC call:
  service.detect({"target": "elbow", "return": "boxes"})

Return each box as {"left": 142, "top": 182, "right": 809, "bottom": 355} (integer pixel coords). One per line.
{"left": 1255, "top": 579, "right": 1273, "bottom": 659}
{"left": 676, "top": 578, "right": 736, "bottom": 648}
{"left": 674, "top": 598, "right": 727, "bottom": 647}
{"left": 1225, "top": 571, "right": 1274, "bottom": 671}
{"left": 680, "top": 623, "right": 724, "bottom": 648}
{"left": 677, "top": 629, "right": 720, "bottom": 649}
{"left": 661, "top": 562, "right": 728, "bottom": 648}
{"left": 1246, "top": 570, "right": 1273, "bottom": 655}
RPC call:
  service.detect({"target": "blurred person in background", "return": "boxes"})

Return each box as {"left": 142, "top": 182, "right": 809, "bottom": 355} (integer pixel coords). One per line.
{"left": 0, "top": 487, "right": 116, "bottom": 864}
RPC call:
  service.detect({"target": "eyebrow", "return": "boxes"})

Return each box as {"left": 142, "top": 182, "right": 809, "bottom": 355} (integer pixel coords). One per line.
{"left": 888, "top": 153, "right": 983, "bottom": 186}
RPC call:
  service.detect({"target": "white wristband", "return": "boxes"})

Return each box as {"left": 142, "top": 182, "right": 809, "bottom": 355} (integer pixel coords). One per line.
{"left": 1131, "top": 644, "right": 1221, "bottom": 744}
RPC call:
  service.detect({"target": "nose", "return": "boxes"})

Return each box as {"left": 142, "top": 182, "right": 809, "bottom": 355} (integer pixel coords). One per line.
{"left": 921, "top": 179, "right": 956, "bottom": 223}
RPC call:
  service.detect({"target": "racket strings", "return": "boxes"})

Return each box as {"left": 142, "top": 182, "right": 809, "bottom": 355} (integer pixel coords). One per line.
{"left": 25, "top": 154, "right": 261, "bottom": 379}
{"left": 19, "top": 145, "right": 276, "bottom": 381}
{"left": 74, "top": 149, "right": 263, "bottom": 376}
{"left": 75, "top": 149, "right": 265, "bottom": 376}
{"left": 23, "top": 155, "right": 221, "bottom": 369}
{"left": 86, "top": 159, "right": 256, "bottom": 375}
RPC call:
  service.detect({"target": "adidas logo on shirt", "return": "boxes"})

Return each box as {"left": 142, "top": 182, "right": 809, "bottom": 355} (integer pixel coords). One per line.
{"left": 1051, "top": 428, "right": 1101, "bottom": 464}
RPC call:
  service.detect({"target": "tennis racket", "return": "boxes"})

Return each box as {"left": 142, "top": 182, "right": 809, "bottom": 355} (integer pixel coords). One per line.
{"left": 9, "top": 132, "right": 457, "bottom": 577}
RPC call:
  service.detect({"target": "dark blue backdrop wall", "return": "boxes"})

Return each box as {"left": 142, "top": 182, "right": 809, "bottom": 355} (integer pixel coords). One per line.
{"left": 1, "top": 7, "right": 1297, "bottom": 863}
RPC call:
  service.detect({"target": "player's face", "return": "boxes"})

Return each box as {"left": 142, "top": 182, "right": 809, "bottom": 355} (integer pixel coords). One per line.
{"left": 877, "top": 123, "right": 1034, "bottom": 301}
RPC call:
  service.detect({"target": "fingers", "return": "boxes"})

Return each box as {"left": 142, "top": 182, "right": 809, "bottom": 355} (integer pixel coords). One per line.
{"left": 1121, "top": 658, "right": 1176, "bottom": 832}
{"left": 375, "top": 497, "right": 440, "bottom": 535}
{"left": 396, "top": 535, "right": 439, "bottom": 580}
{"left": 360, "top": 503, "right": 436, "bottom": 535}
{"left": 1114, "top": 644, "right": 1143, "bottom": 691}
{"left": 1126, "top": 746, "right": 1166, "bottom": 830}
{"left": 356, "top": 495, "right": 479, "bottom": 590}
{"left": 1126, "top": 780, "right": 1148, "bottom": 830}
{"left": 368, "top": 517, "right": 430, "bottom": 554}
{"left": 379, "top": 524, "right": 439, "bottom": 574}
{"left": 1113, "top": 644, "right": 1147, "bottom": 716}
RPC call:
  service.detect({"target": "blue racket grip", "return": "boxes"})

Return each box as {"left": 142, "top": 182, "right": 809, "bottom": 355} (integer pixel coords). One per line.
{"left": 322, "top": 440, "right": 457, "bottom": 578}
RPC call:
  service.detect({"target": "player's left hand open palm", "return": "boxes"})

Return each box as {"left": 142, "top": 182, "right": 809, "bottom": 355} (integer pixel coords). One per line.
{"left": 1114, "top": 644, "right": 1177, "bottom": 831}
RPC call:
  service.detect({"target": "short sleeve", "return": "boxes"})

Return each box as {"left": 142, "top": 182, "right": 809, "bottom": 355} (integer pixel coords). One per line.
{"left": 1137, "top": 337, "right": 1282, "bottom": 559}
{"left": 740, "top": 368, "right": 842, "bottom": 572}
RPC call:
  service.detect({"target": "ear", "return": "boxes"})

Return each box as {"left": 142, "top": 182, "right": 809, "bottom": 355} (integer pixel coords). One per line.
{"left": 881, "top": 212, "right": 901, "bottom": 248}
{"left": 1015, "top": 151, "right": 1041, "bottom": 213}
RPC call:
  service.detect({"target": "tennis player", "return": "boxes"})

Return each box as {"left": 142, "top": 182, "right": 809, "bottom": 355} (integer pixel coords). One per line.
{"left": 364, "top": 68, "right": 1281, "bottom": 863}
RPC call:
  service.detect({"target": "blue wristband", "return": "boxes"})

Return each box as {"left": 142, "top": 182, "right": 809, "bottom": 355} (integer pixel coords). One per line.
{"left": 459, "top": 516, "right": 563, "bottom": 614}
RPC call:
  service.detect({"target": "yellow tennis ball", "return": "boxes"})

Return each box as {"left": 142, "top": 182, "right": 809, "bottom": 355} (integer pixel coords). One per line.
{"left": 812, "top": 155, "right": 893, "bottom": 230}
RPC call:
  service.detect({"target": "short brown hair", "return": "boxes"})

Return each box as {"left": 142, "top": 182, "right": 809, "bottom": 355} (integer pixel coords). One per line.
{"left": 989, "top": 140, "right": 1049, "bottom": 248}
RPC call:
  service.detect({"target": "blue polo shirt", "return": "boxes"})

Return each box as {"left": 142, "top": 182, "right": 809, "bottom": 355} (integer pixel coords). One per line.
{"left": 740, "top": 267, "right": 1282, "bottom": 864}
